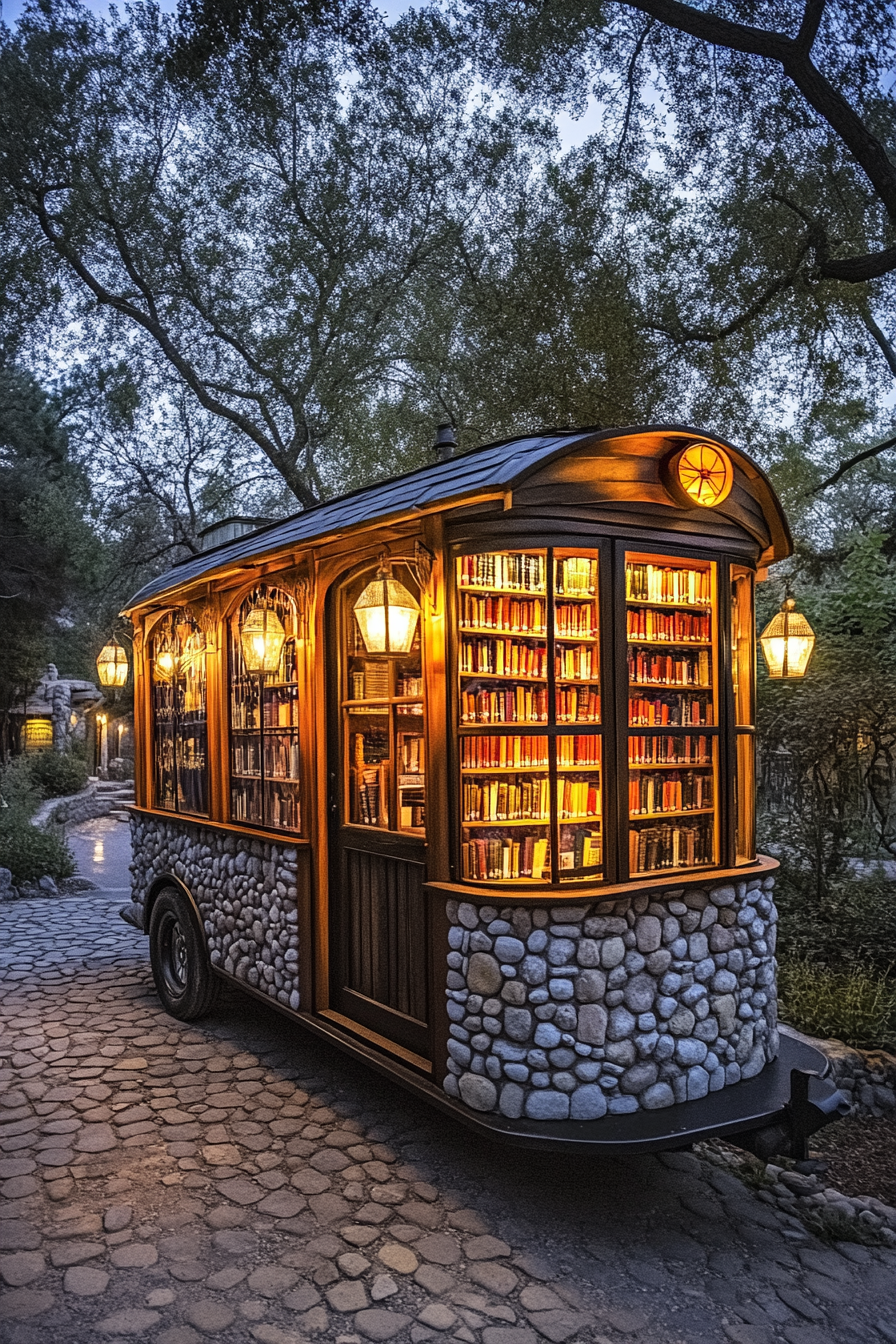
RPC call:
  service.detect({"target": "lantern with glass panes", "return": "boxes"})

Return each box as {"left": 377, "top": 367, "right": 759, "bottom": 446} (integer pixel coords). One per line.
{"left": 96, "top": 637, "right": 129, "bottom": 689}
{"left": 352, "top": 564, "right": 420, "bottom": 654}
{"left": 239, "top": 604, "right": 287, "bottom": 675}
{"left": 759, "top": 597, "right": 816, "bottom": 678}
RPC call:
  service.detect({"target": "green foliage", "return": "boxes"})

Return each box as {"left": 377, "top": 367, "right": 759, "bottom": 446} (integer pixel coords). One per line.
{"left": 777, "top": 958, "right": 896, "bottom": 1051}
{"left": 0, "top": 816, "right": 75, "bottom": 883}
{"left": 775, "top": 866, "right": 896, "bottom": 976}
{"left": 25, "top": 750, "right": 88, "bottom": 799}
{"left": 800, "top": 1205, "right": 891, "bottom": 1247}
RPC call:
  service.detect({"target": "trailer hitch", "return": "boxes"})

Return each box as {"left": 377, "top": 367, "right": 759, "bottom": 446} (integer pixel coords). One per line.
{"left": 737, "top": 1068, "right": 850, "bottom": 1162}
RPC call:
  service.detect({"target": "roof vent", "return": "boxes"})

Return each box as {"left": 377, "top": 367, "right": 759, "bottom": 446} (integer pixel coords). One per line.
{"left": 434, "top": 422, "right": 457, "bottom": 461}
{"left": 197, "top": 516, "right": 271, "bottom": 552}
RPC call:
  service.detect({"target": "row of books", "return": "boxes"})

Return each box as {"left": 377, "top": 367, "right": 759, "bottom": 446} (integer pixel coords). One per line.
{"left": 396, "top": 674, "right": 423, "bottom": 697}
{"left": 626, "top": 608, "right": 711, "bottom": 643}
{"left": 462, "top": 778, "right": 551, "bottom": 822}
{"left": 629, "top": 734, "right": 711, "bottom": 765}
{"left": 460, "top": 687, "right": 549, "bottom": 723}
{"left": 461, "top": 736, "right": 550, "bottom": 769}
{"left": 560, "top": 829, "right": 602, "bottom": 871}
{"left": 350, "top": 662, "right": 390, "bottom": 701}
{"left": 626, "top": 563, "right": 712, "bottom": 607}
{"left": 154, "top": 762, "right": 208, "bottom": 815}
{"left": 354, "top": 764, "right": 386, "bottom": 826}
{"left": 628, "top": 649, "right": 711, "bottom": 687}
{"left": 555, "top": 604, "right": 597, "bottom": 637}
{"left": 400, "top": 734, "right": 424, "bottom": 772}
{"left": 460, "top": 638, "right": 548, "bottom": 678}
{"left": 231, "top": 779, "right": 302, "bottom": 831}
{"left": 458, "top": 552, "right": 547, "bottom": 593}
{"left": 462, "top": 834, "right": 550, "bottom": 881}
{"left": 556, "top": 688, "right": 601, "bottom": 722}
{"left": 558, "top": 736, "right": 602, "bottom": 767}
{"left": 629, "top": 770, "right": 713, "bottom": 815}
{"left": 629, "top": 819, "right": 713, "bottom": 871}
{"left": 556, "top": 645, "right": 598, "bottom": 680}
{"left": 460, "top": 594, "right": 547, "bottom": 634}
{"left": 629, "top": 695, "right": 713, "bottom": 726}
{"left": 152, "top": 682, "right": 206, "bottom": 716}
{"left": 555, "top": 556, "right": 598, "bottom": 595}
{"left": 558, "top": 778, "right": 601, "bottom": 819}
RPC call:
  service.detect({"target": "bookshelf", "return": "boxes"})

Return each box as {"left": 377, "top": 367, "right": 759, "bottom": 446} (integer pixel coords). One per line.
{"left": 626, "top": 553, "right": 717, "bottom": 875}
{"left": 343, "top": 565, "right": 426, "bottom": 836}
{"left": 456, "top": 549, "right": 603, "bottom": 884}
{"left": 229, "top": 587, "right": 302, "bottom": 832}
{"left": 150, "top": 610, "right": 208, "bottom": 816}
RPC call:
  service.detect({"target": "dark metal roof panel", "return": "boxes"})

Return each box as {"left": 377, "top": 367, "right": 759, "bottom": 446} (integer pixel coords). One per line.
{"left": 124, "top": 432, "right": 580, "bottom": 609}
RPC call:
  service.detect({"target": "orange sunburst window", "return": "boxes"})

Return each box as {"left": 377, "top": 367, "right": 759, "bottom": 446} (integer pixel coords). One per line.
{"left": 672, "top": 443, "right": 734, "bottom": 508}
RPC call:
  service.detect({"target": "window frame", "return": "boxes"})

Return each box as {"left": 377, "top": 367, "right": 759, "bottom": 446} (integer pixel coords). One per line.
{"left": 448, "top": 531, "right": 757, "bottom": 889}
{"left": 148, "top": 607, "right": 209, "bottom": 818}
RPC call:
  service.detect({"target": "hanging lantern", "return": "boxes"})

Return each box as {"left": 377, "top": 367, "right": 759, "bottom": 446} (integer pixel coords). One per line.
{"left": 759, "top": 597, "right": 816, "bottom": 679}
{"left": 240, "top": 604, "right": 286, "bottom": 674}
{"left": 353, "top": 567, "right": 420, "bottom": 655}
{"left": 96, "top": 637, "right": 129, "bottom": 688}
{"left": 154, "top": 642, "right": 178, "bottom": 681}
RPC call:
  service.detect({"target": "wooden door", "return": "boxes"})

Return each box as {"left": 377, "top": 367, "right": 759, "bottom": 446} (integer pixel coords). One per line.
{"left": 327, "top": 563, "right": 430, "bottom": 1061}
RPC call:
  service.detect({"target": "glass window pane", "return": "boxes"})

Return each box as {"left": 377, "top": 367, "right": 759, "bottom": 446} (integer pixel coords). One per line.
{"left": 229, "top": 587, "right": 301, "bottom": 833}
{"left": 554, "top": 551, "right": 601, "bottom": 724}
{"left": 151, "top": 610, "right": 208, "bottom": 816}
{"left": 731, "top": 567, "right": 755, "bottom": 728}
{"left": 626, "top": 553, "right": 717, "bottom": 874}
{"left": 735, "top": 732, "right": 756, "bottom": 864}
{"left": 557, "top": 736, "right": 602, "bottom": 881}
{"left": 342, "top": 564, "right": 425, "bottom": 836}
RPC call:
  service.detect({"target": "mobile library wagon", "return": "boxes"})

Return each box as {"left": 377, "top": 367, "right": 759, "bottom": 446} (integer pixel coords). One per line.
{"left": 122, "top": 425, "right": 846, "bottom": 1155}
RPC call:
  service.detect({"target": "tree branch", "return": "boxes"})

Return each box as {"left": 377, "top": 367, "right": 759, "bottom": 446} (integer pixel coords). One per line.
{"left": 863, "top": 310, "right": 896, "bottom": 380}
{"left": 645, "top": 238, "right": 811, "bottom": 342}
{"left": 618, "top": 0, "right": 896, "bottom": 282}
{"left": 814, "top": 428, "right": 896, "bottom": 491}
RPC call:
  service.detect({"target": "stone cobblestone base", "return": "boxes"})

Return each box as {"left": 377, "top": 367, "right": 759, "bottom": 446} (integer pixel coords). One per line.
{"left": 130, "top": 816, "right": 300, "bottom": 1010}
{"left": 443, "top": 876, "right": 779, "bottom": 1121}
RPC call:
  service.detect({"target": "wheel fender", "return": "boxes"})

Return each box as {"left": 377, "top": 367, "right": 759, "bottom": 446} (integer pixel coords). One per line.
{"left": 145, "top": 875, "right": 208, "bottom": 947}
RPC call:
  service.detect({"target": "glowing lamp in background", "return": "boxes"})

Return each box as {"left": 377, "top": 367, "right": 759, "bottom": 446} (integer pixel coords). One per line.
{"left": 154, "top": 644, "right": 177, "bottom": 681}
{"left": 759, "top": 598, "right": 816, "bottom": 678}
{"left": 240, "top": 605, "right": 286, "bottom": 674}
{"left": 353, "top": 569, "right": 420, "bottom": 654}
{"left": 96, "top": 637, "right": 129, "bottom": 688}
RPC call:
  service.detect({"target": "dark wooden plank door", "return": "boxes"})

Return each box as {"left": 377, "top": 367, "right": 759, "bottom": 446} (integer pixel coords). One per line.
{"left": 327, "top": 565, "right": 430, "bottom": 1061}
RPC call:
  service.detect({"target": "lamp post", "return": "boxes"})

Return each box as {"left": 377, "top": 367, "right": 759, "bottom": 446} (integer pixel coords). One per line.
{"left": 759, "top": 597, "right": 816, "bottom": 679}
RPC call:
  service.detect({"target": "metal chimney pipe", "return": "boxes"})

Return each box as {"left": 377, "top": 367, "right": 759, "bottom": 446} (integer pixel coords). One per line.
{"left": 434, "top": 422, "right": 457, "bottom": 461}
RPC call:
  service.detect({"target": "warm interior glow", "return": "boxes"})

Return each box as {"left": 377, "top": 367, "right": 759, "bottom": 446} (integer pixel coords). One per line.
{"left": 674, "top": 443, "right": 734, "bottom": 508}
{"left": 240, "top": 605, "right": 286, "bottom": 674}
{"left": 155, "top": 646, "right": 177, "bottom": 680}
{"left": 353, "top": 571, "right": 420, "bottom": 654}
{"left": 759, "top": 599, "right": 816, "bottom": 678}
{"left": 96, "top": 637, "right": 129, "bottom": 688}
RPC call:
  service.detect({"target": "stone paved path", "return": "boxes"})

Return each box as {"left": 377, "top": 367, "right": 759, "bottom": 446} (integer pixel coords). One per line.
{"left": 2, "top": 844, "right": 895, "bottom": 1344}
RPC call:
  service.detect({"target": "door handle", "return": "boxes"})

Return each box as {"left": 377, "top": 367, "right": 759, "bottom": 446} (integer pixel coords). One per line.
{"left": 328, "top": 771, "right": 338, "bottom": 819}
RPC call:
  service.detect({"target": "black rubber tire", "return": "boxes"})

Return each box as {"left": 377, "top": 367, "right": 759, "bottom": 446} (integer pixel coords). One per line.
{"left": 149, "top": 887, "right": 218, "bottom": 1021}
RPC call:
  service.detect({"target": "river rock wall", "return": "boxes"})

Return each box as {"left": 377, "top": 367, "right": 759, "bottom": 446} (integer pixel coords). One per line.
{"left": 442, "top": 875, "right": 778, "bottom": 1120}
{"left": 130, "top": 816, "right": 300, "bottom": 1011}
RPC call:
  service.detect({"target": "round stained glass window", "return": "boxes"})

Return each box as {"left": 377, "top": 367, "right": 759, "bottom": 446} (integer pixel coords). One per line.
{"left": 669, "top": 442, "right": 734, "bottom": 508}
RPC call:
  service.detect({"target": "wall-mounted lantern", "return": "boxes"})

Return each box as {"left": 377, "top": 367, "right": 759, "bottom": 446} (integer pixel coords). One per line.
{"left": 240, "top": 604, "right": 286, "bottom": 675}
{"left": 759, "top": 597, "right": 816, "bottom": 678}
{"left": 96, "top": 637, "right": 129, "bottom": 688}
{"left": 353, "top": 566, "right": 420, "bottom": 655}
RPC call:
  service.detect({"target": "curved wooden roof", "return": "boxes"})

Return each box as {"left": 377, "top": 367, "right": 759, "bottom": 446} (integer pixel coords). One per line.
{"left": 124, "top": 425, "right": 791, "bottom": 612}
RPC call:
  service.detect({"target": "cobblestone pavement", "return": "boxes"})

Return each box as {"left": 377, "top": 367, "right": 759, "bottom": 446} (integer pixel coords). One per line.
{"left": 2, "top": 875, "right": 896, "bottom": 1344}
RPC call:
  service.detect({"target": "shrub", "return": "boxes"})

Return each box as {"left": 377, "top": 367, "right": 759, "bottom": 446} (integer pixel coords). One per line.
{"left": 777, "top": 957, "right": 896, "bottom": 1051}
{"left": 25, "top": 750, "right": 88, "bottom": 799}
{"left": 774, "top": 864, "right": 896, "bottom": 975}
{"left": 0, "top": 818, "right": 75, "bottom": 883}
